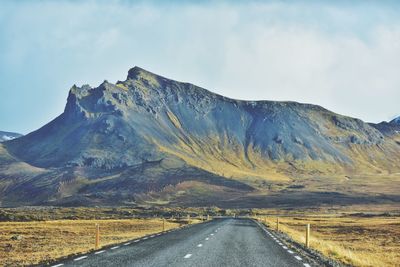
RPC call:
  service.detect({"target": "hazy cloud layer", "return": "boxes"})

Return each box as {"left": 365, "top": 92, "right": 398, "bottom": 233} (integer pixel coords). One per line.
{"left": 1, "top": 1, "right": 400, "bottom": 133}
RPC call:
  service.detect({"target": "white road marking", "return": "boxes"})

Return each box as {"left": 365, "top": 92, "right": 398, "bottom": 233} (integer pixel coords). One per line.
{"left": 51, "top": 264, "right": 64, "bottom": 267}
{"left": 295, "top": 256, "right": 302, "bottom": 261}
{"left": 304, "top": 264, "right": 311, "bottom": 267}
{"left": 74, "top": 256, "right": 88, "bottom": 261}
{"left": 184, "top": 254, "right": 192, "bottom": 259}
{"left": 134, "top": 240, "right": 140, "bottom": 243}
{"left": 215, "top": 230, "right": 218, "bottom": 232}
{"left": 150, "top": 235, "right": 155, "bottom": 238}
{"left": 283, "top": 246, "right": 288, "bottom": 249}
{"left": 111, "top": 246, "right": 119, "bottom": 250}
{"left": 197, "top": 244, "right": 203, "bottom": 247}
{"left": 94, "top": 250, "right": 105, "bottom": 255}
{"left": 288, "top": 250, "right": 294, "bottom": 254}
{"left": 124, "top": 242, "right": 131, "bottom": 246}
{"left": 210, "top": 233, "right": 214, "bottom": 236}
{"left": 205, "top": 237, "right": 209, "bottom": 240}
{"left": 142, "top": 237, "right": 148, "bottom": 240}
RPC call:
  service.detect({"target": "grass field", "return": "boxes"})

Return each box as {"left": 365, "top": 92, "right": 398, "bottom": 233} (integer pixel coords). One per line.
{"left": 259, "top": 214, "right": 400, "bottom": 267}
{"left": 0, "top": 206, "right": 398, "bottom": 266}
{"left": 0, "top": 218, "right": 183, "bottom": 266}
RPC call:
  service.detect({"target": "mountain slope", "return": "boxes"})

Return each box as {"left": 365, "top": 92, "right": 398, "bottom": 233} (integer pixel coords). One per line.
{"left": 1, "top": 67, "right": 400, "bottom": 207}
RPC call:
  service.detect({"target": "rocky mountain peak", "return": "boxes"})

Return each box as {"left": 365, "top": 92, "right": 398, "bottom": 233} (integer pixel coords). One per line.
{"left": 2, "top": 66, "right": 400, "bottom": 206}
{"left": 127, "top": 66, "right": 159, "bottom": 81}
{"left": 127, "top": 66, "right": 144, "bottom": 79}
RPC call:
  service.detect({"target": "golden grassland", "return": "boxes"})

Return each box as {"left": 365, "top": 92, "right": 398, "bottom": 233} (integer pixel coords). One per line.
{"left": 258, "top": 213, "right": 400, "bottom": 267}
{"left": 0, "top": 205, "right": 398, "bottom": 267}
{"left": 0, "top": 218, "right": 186, "bottom": 266}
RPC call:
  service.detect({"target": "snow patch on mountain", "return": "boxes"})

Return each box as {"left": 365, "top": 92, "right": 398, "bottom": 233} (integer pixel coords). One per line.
{"left": 0, "top": 131, "right": 23, "bottom": 142}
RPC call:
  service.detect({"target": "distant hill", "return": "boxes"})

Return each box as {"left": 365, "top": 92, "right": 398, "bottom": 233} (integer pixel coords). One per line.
{"left": 370, "top": 116, "right": 400, "bottom": 137}
{"left": 390, "top": 116, "right": 400, "bottom": 124}
{"left": 1, "top": 67, "right": 399, "bottom": 207}
{"left": 0, "top": 131, "right": 22, "bottom": 142}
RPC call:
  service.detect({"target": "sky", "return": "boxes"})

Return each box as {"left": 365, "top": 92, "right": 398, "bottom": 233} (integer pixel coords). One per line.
{"left": 1, "top": 0, "right": 400, "bottom": 134}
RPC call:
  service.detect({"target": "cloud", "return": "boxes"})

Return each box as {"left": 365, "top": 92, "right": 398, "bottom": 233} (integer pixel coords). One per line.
{"left": 1, "top": 1, "right": 400, "bottom": 133}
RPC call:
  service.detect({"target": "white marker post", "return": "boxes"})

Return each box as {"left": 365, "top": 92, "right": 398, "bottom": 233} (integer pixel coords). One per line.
{"left": 95, "top": 223, "right": 100, "bottom": 250}
{"left": 276, "top": 217, "right": 279, "bottom": 232}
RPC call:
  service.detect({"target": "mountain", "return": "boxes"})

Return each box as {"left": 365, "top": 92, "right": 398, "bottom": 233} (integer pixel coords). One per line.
{"left": 1, "top": 67, "right": 400, "bottom": 207}
{"left": 370, "top": 116, "right": 400, "bottom": 137}
{"left": 390, "top": 116, "right": 400, "bottom": 124}
{"left": 0, "top": 131, "right": 22, "bottom": 142}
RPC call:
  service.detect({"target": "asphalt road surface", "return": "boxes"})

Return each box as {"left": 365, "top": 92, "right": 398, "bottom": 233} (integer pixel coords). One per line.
{"left": 51, "top": 218, "right": 313, "bottom": 267}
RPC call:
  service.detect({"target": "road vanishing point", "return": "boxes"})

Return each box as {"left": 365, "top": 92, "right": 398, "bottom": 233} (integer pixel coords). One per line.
{"left": 51, "top": 218, "right": 314, "bottom": 267}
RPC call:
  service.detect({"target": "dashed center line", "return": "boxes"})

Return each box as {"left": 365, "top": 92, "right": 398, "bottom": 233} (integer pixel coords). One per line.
{"left": 184, "top": 254, "right": 192, "bottom": 259}
{"left": 123, "top": 242, "right": 131, "bottom": 246}
{"left": 295, "top": 256, "right": 302, "bottom": 261}
{"left": 51, "top": 264, "right": 64, "bottom": 267}
{"left": 94, "top": 250, "right": 105, "bottom": 255}
{"left": 134, "top": 240, "right": 140, "bottom": 243}
{"left": 303, "top": 264, "right": 311, "bottom": 267}
{"left": 197, "top": 244, "right": 203, "bottom": 247}
{"left": 111, "top": 246, "right": 120, "bottom": 250}
{"left": 288, "top": 250, "right": 294, "bottom": 254}
{"left": 205, "top": 237, "right": 209, "bottom": 240}
{"left": 74, "top": 256, "right": 88, "bottom": 261}
{"left": 210, "top": 233, "right": 214, "bottom": 236}
{"left": 150, "top": 235, "right": 155, "bottom": 238}
{"left": 142, "top": 237, "right": 148, "bottom": 240}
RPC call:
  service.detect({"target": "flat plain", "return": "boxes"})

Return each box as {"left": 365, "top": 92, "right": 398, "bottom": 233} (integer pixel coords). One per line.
{"left": 0, "top": 218, "right": 181, "bottom": 266}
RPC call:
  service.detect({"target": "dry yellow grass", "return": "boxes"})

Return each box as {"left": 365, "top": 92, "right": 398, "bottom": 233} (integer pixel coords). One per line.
{"left": 259, "top": 215, "right": 400, "bottom": 267}
{"left": 0, "top": 218, "right": 182, "bottom": 266}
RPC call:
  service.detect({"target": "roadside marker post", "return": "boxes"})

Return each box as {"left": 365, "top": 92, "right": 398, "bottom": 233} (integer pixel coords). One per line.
{"left": 207, "top": 214, "right": 210, "bottom": 221}
{"left": 276, "top": 217, "right": 279, "bottom": 231}
{"left": 163, "top": 218, "right": 165, "bottom": 232}
{"left": 95, "top": 223, "right": 100, "bottom": 249}
{"left": 306, "top": 224, "right": 310, "bottom": 248}
{"left": 187, "top": 214, "right": 190, "bottom": 224}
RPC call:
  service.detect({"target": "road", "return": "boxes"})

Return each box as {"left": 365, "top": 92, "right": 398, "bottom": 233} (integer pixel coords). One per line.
{"left": 51, "top": 218, "right": 313, "bottom": 267}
